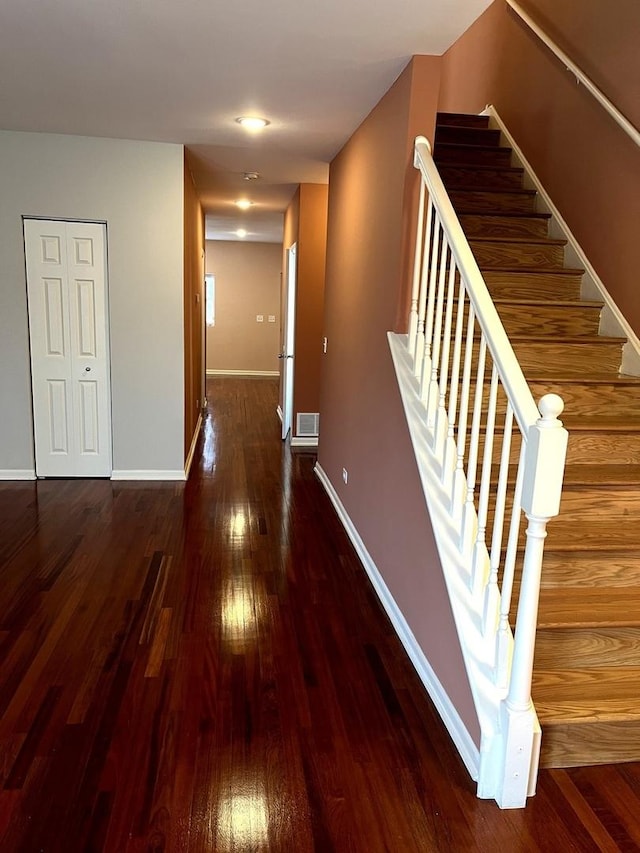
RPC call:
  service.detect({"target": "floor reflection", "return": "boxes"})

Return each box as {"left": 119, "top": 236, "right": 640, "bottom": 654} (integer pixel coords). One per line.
{"left": 201, "top": 410, "right": 218, "bottom": 473}
{"left": 216, "top": 787, "right": 269, "bottom": 849}
{"left": 221, "top": 578, "right": 257, "bottom": 650}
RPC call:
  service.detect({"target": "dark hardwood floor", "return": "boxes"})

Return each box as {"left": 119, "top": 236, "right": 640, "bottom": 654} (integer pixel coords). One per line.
{"left": 1, "top": 376, "right": 640, "bottom": 851}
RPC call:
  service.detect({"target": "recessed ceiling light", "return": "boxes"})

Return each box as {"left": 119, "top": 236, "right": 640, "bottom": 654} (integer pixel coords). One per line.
{"left": 243, "top": 171, "right": 260, "bottom": 181}
{"left": 235, "top": 116, "right": 270, "bottom": 131}
{"left": 236, "top": 228, "right": 248, "bottom": 238}
{"left": 235, "top": 199, "right": 253, "bottom": 210}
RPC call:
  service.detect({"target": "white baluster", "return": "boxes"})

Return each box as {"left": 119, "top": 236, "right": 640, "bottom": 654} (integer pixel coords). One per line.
{"left": 471, "top": 362, "right": 499, "bottom": 597}
{"left": 461, "top": 336, "right": 487, "bottom": 556}
{"left": 442, "top": 271, "right": 465, "bottom": 491}
{"left": 407, "top": 179, "right": 426, "bottom": 356}
{"left": 452, "top": 297, "right": 476, "bottom": 520}
{"left": 496, "top": 441, "right": 525, "bottom": 688}
{"left": 434, "top": 259, "right": 457, "bottom": 462}
{"left": 484, "top": 403, "right": 514, "bottom": 637}
{"left": 422, "top": 235, "right": 449, "bottom": 426}
{"left": 414, "top": 200, "right": 434, "bottom": 377}
{"left": 419, "top": 212, "right": 441, "bottom": 383}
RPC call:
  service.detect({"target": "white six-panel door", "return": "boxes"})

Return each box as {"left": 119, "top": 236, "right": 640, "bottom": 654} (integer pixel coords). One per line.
{"left": 24, "top": 219, "right": 112, "bottom": 477}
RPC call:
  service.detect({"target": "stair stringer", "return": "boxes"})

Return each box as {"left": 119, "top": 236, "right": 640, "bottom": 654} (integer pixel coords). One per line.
{"left": 483, "top": 104, "right": 640, "bottom": 376}
{"left": 388, "top": 332, "right": 541, "bottom": 809}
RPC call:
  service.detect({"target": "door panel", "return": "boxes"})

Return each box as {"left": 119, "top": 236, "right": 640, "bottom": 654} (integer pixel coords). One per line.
{"left": 43, "top": 278, "right": 66, "bottom": 356}
{"left": 25, "top": 219, "right": 112, "bottom": 477}
{"left": 47, "top": 380, "right": 69, "bottom": 454}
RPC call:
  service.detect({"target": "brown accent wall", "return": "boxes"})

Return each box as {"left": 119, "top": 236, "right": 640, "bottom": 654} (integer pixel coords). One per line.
{"left": 206, "top": 240, "right": 281, "bottom": 373}
{"left": 439, "top": 0, "right": 640, "bottom": 333}
{"left": 318, "top": 58, "right": 480, "bottom": 742}
{"left": 184, "top": 156, "right": 205, "bottom": 461}
{"left": 282, "top": 184, "right": 329, "bottom": 434}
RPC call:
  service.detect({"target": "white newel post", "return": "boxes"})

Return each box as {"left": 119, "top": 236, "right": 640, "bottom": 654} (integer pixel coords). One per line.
{"left": 491, "top": 394, "right": 567, "bottom": 808}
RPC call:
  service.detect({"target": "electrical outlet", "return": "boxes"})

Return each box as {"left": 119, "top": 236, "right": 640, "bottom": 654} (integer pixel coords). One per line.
{"left": 342, "top": 468, "right": 348, "bottom": 484}
{"left": 256, "top": 315, "right": 264, "bottom": 323}
{"left": 322, "top": 336, "right": 328, "bottom": 353}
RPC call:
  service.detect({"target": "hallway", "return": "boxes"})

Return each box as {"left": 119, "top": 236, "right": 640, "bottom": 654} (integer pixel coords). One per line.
{"left": 1, "top": 377, "right": 640, "bottom": 851}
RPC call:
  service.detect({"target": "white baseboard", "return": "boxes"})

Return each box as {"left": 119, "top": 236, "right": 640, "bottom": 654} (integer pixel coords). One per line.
{"left": 0, "top": 469, "right": 36, "bottom": 481}
{"left": 206, "top": 369, "right": 279, "bottom": 377}
{"left": 276, "top": 405, "right": 283, "bottom": 423}
{"left": 111, "top": 470, "right": 186, "bottom": 481}
{"left": 291, "top": 436, "right": 318, "bottom": 447}
{"left": 313, "top": 461, "right": 480, "bottom": 781}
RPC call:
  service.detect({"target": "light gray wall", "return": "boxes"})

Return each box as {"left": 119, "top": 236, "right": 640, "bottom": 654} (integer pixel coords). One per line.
{"left": 0, "top": 131, "right": 184, "bottom": 475}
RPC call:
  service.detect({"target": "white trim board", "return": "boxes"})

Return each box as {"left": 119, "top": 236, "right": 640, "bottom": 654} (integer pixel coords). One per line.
{"left": 0, "top": 470, "right": 37, "bottom": 481}
{"left": 111, "top": 470, "right": 186, "bottom": 481}
{"left": 276, "top": 405, "right": 283, "bottom": 423}
{"left": 313, "top": 461, "right": 480, "bottom": 782}
{"left": 206, "top": 369, "right": 279, "bottom": 377}
{"left": 291, "top": 436, "right": 318, "bottom": 448}
{"left": 184, "top": 413, "right": 202, "bottom": 479}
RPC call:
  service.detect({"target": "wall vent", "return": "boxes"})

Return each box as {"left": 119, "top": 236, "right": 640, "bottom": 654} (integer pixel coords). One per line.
{"left": 296, "top": 412, "right": 320, "bottom": 437}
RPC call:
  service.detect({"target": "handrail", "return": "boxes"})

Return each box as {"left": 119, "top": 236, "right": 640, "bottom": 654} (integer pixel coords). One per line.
{"left": 413, "top": 136, "right": 539, "bottom": 436}
{"left": 506, "top": 0, "right": 640, "bottom": 148}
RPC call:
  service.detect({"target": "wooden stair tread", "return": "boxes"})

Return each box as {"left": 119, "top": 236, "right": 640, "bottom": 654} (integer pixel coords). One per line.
{"left": 482, "top": 265, "right": 584, "bottom": 275}
{"left": 439, "top": 162, "right": 523, "bottom": 175}
{"left": 456, "top": 209, "right": 551, "bottom": 220}
{"left": 545, "top": 526, "right": 640, "bottom": 552}
{"left": 525, "top": 374, "right": 640, "bottom": 384}
{"left": 534, "top": 668, "right": 640, "bottom": 711}
{"left": 493, "top": 298, "right": 603, "bottom": 308}
{"left": 561, "top": 417, "right": 640, "bottom": 431}
{"left": 452, "top": 186, "right": 537, "bottom": 196}
{"left": 469, "top": 235, "right": 566, "bottom": 246}
{"left": 535, "top": 627, "right": 640, "bottom": 667}
{"left": 494, "top": 464, "right": 640, "bottom": 487}
{"left": 509, "top": 335, "right": 624, "bottom": 344}
{"left": 540, "top": 551, "right": 640, "bottom": 588}
{"left": 562, "top": 464, "right": 640, "bottom": 486}
{"left": 535, "top": 697, "right": 640, "bottom": 725}
{"left": 537, "top": 588, "right": 640, "bottom": 628}
{"left": 434, "top": 142, "right": 512, "bottom": 154}
{"left": 436, "top": 112, "right": 490, "bottom": 127}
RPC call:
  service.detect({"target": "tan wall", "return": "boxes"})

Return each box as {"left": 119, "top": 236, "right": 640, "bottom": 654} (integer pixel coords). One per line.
{"left": 295, "top": 184, "right": 329, "bottom": 423}
{"left": 282, "top": 184, "right": 329, "bottom": 433}
{"left": 206, "top": 240, "right": 281, "bottom": 373}
{"left": 184, "top": 157, "right": 205, "bottom": 460}
{"left": 439, "top": 0, "right": 640, "bottom": 333}
{"left": 317, "top": 57, "right": 480, "bottom": 743}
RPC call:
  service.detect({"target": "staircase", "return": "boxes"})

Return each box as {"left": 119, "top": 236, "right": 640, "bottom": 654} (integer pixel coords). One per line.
{"left": 434, "top": 111, "right": 640, "bottom": 769}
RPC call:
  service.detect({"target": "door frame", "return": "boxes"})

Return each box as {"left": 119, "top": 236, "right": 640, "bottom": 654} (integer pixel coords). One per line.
{"left": 280, "top": 243, "right": 297, "bottom": 440}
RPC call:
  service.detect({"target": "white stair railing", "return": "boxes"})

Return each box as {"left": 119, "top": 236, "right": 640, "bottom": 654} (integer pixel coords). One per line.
{"left": 405, "top": 136, "right": 568, "bottom": 807}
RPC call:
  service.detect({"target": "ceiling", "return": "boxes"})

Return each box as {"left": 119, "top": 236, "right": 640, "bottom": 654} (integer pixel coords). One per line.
{"left": 0, "top": 0, "right": 492, "bottom": 243}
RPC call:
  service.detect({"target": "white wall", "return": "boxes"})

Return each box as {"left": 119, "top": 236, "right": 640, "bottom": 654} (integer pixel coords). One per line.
{"left": 0, "top": 131, "right": 184, "bottom": 476}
